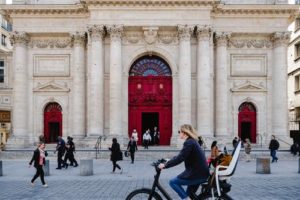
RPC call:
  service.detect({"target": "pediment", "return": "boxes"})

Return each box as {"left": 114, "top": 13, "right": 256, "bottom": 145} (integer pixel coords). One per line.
{"left": 33, "top": 82, "right": 70, "bottom": 92}
{"left": 231, "top": 82, "right": 266, "bottom": 92}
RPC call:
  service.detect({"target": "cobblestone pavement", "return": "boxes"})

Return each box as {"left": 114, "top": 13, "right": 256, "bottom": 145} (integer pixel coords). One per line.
{"left": 0, "top": 157, "right": 299, "bottom": 200}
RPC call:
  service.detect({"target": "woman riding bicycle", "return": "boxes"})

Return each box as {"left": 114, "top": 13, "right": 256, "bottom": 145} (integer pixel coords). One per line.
{"left": 159, "top": 124, "right": 209, "bottom": 200}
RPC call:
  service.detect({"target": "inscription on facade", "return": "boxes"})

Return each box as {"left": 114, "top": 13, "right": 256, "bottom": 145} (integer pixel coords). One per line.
{"left": 33, "top": 55, "right": 70, "bottom": 77}
{"left": 231, "top": 54, "right": 267, "bottom": 77}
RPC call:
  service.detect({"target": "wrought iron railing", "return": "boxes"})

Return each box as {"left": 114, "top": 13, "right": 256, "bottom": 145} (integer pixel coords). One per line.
{"left": 95, "top": 135, "right": 106, "bottom": 159}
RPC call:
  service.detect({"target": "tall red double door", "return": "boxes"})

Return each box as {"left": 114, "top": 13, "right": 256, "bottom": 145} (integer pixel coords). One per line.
{"left": 128, "top": 76, "right": 172, "bottom": 145}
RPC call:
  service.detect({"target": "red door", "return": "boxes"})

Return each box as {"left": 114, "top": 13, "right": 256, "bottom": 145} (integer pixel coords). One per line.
{"left": 44, "top": 102, "right": 62, "bottom": 143}
{"left": 129, "top": 76, "right": 172, "bottom": 145}
{"left": 238, "top": 102, "right": 256, "bottom": 143}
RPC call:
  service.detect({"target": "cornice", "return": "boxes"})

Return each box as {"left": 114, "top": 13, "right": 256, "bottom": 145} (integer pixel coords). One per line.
{"left": 0, "top": 4, "right": 88, "bottom": 19}
{"left": 213, "top": 4, "right": 299, "bottom": 18}
{"left": 82, "top": 0, "right": 219, "bottom": 7}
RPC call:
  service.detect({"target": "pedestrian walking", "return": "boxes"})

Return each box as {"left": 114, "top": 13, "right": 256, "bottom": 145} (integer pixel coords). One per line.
{"left": 127, "top": 136, "right": 138, "bottom": 163}
{"left": 131, "top": 129, "right": 139, "bottom": 142}
{"left": 143, "top": 129, "right": 151, "bottom": 149}
{"left": 29, "top": 142, "right": 48, "bottom": 187}
{"left": 153, "top": 126, "right": 160, "bottom": 145}
{"left": 269, "top": 135, "right": 279, "bottom": 163}
{"left": 109, "top": 138, "right": 123, "bottom": 174}
{"left": 232, "top": 137, "right": 239, "bottom": 149}
{"left": 55, "top": 136, "right": 65, "bottom": 169}
{"left": 244, "top": 138, "right": 252, "bottom": 162}
{"left": 63, "top": 136, "right": 78, "bottom": 168}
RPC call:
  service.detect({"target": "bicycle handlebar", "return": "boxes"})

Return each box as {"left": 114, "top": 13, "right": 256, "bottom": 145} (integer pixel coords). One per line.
{"left": 151, "top": 158, "right": 167, "bottom": 167}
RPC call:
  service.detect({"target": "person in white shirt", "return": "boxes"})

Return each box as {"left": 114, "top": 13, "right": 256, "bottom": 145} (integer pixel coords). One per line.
{"left": 131, "top": 129, "right": 138, "bottom": 142}
{"left": 143, "top": 129, "right": 151, "bottom": 149}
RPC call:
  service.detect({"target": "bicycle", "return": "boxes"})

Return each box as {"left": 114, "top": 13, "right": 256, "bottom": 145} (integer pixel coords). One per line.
{"left": 125, "top": 159, "right": 234, "bottom": 200}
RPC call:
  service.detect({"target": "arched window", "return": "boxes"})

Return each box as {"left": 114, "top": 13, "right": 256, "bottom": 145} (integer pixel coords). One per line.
{"left": 45, "top": 102, "right": 62, "bottom": 112}
{"left": 129, "top": 55, "right": 172, "bottom": 76}
{"left": 238, "top": 102, "right": 256, "bottom": 112}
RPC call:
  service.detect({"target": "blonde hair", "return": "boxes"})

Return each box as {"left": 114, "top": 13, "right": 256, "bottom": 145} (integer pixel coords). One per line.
{"left": 180, "top": 124, "right": 198, "bottom": 140}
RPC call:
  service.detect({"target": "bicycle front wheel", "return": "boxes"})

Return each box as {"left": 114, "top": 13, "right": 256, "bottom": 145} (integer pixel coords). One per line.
{"left": 126, "top": 188, "right": 163, "bottom": 200}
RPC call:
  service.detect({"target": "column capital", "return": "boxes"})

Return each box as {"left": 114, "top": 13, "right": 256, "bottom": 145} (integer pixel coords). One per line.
{"left": 10, "top": 31, "right": 29, "bottom": 46}
{"left": 107, "top": 25, "right": 124, "bottom": 41}
{"left": 215, "top": 32, "right": 231, "bottom": 47}
{"left": 271, "top": 32, "right": 291, "bottom": 47}
{"left": 88, "top": 25, "right": 105, "bottom": 41}
{"left": 196, "top": 25, "right": 211, "bottom": 41}
{"left": 71, "top": 31, "right": 86, "bottom": 46}
{"left": 177, "top": 25, "right": 193, "bottom": 41}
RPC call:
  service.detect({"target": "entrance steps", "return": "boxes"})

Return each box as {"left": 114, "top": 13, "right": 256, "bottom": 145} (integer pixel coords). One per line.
{"left": 0, "top": 146, "right": 298, "bottom": 161}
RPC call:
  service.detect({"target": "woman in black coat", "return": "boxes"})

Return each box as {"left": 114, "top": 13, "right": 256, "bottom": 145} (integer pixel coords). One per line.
{"left": 109, "top": 138, "right": 122, "bottom": 173}
{"left": 29, "top": 142, "right": 48, "bottom": 187}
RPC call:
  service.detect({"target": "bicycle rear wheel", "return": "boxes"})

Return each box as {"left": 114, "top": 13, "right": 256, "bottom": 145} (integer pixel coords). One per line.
{"left": 126, "top": 188, "right": 163, "bottom": 200}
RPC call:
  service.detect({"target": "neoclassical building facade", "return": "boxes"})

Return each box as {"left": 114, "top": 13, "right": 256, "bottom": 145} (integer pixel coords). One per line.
{"left": 0, "top": 0, "right": 298, "bottom": 147}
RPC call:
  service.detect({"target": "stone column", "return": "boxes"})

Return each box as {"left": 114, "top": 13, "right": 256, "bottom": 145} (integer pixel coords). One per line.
{"left": 178, "top": 25, "right": 193, "bottom": 126}
{"left": 196, "top": 25, "right": 212, "bottom": 136}
{"left": 9, "top": 32, "right": 29, "bottom": 146}
{"left": 87, "top": 25, "right": 105, "bottom": 137}
{"left": 215, "top": 32, "right": 230, "bottom": 137}
{"left": 271, "top": 32, "right": 290, "bottom": 137}
{"left": 107, "top": 25, "right": 123, "bottom": 137}
{"left": 72, "top": 32, "right": 86, "bottom": 138}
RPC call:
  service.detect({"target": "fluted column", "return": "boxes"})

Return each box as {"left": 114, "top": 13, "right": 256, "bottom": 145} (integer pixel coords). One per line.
{"left": 196, "top": 25, "right": 212, "bottom": 136}
{"left": 215, "top": 32, "right": 230, "bottom": 137}
{"left": 271, "top": 32, "right": 290, "bottom": 137}
{"left": 87, "top": 25, "right": 105, "bottom": 137}
{"left": 107, "top": 25, "right": 123, "bottom": 136}
{"left": 72, "top": 32, "right": 86, "bottom": 138}
{"left": 178, "top": 25, "right": 193, "bottom": 126}
{"left": 11, "top": 32, "right": 29, "bottom": 141}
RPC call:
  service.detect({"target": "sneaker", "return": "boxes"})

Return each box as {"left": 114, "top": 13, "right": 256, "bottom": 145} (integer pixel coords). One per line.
{"left": 110, "top": 171, "right": 115, "bottom": 174}
{"left": 120, "top": 168, "right": 123, "bottom": 174}
{"left": 42, "top": 184, "right": 48, "bottom": 188}
{"left": 30, "top": 182, "right": 34, "bottom": 187}
{"left": 56, "top": 167, "right": 62, "bottom": 170}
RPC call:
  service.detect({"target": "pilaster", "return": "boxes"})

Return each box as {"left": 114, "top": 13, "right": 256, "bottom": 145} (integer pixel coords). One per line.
{"left": 215, "top": 32, "right": 231, "bottom": 137}
{"left": 178, "top": 25, "right": 193, "bottom": 126}
{"left": 87, "top": 25, "right": 105, "bottom": 137}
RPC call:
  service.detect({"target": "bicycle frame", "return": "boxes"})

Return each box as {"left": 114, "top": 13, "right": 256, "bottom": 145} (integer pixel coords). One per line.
{"left": 149, "top": 166, "right": 173, "bottom": 200}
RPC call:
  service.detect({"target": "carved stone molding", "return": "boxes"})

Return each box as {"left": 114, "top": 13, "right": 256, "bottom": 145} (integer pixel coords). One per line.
{"left": 231, "top": 81, "right": 266, "bottom": 93}
{"left": 123, "top": 32, "right": 142, "bottom": 44}
{"left": 33, "top": 81, "right": 70, "bottom": 92}
{"left": 196, "top": 25, "right": 211, "bottom": 41}
{"left": 177, "top": 25, "right": 193, "bottom": 42}
{"left": 143, "top": 27, "right": 158, "bottom": 45}
{"left": 228, "top": 39, "right": 272, "bottom": 49}
{"left": 72, "top": 32, "right": 86, "bottom": 46}
{"left": 158, "top": 32, "right": 178, "bottom": 45}
{"left": 10, "top": 31, "right": 29, "bottom": 46}
{"left": 271, "top": 32, "right": 291, "bottom": 47}
{"left": 88, "top": 25, "right": 105, "bottom": 41}
{"left": 107, "top": 25, "right": 124, "bottom": 42}
{"left": 29, "top": 38, "right": 73, "bottom": 49}
{"left": 215, "top": 32, "right": 231, "bottom": 47}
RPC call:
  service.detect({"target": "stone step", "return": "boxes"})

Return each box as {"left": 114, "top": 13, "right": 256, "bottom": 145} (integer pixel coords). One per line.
{"left": 0, "top": 147, "right": 298, "bottom": 161}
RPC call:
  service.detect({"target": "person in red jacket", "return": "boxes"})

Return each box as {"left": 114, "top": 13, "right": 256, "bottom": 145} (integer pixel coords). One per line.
{"left": 29, "top": 142, "right": 48, "bottom": 187}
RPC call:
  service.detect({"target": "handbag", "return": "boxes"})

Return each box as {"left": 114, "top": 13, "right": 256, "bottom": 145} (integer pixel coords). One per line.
{"left": 124, "top": 150, "right": 129, "bottom": 157}
{"left": 118, "top": 150, "right": 123, "bottom": 161}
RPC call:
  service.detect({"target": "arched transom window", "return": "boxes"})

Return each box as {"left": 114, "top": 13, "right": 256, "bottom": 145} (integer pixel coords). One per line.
{"left": 239, "top": 102, "right": 256, "bottom": 112}
{"left": 129, "top": 55, "right": 172, "bottom": 76}
{"left": 45, "top": 102, "right": 62, "bottom": 112}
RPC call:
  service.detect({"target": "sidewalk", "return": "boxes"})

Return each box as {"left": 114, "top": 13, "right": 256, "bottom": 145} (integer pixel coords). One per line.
{"left": 0, "top": 157, "right": 299, "bottom": 200}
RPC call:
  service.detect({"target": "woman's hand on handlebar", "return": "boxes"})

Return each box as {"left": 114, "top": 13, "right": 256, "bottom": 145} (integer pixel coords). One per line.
{"left": 158, "top": 163, "right": 165, "bottom": 169}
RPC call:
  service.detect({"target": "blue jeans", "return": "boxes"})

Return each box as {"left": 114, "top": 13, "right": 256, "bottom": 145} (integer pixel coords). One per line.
{"left": 169, "top": 177, "right": 207, "bottom": 199}
{"left": 270, "top": 150, "right": 278, "bottom": 162}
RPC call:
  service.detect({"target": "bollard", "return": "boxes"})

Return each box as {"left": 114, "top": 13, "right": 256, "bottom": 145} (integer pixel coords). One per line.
{"left": 299, "top": 158, "right": 300, "bottom": 174}
{"left": 0, "top": 160, "right": 2, "bottom": 176}
{"left": 80, "top": 159, "right": 93, "bottom": 176}
{"left": 43, "top": 160, "right": 50, "bottom": 176}
{"left": 256, "top": 158, "right": 270, "bottom": 174}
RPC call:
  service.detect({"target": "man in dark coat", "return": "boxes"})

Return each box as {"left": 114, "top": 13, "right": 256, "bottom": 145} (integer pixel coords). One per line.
{"left": 269, "top": 135, "right": 280, "bottom": 163}
{"left": 127, "top": 136, "right": 138, "bottom": 163}
{"left": 55, "top": 136, "right": 65, "bottom": 169}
